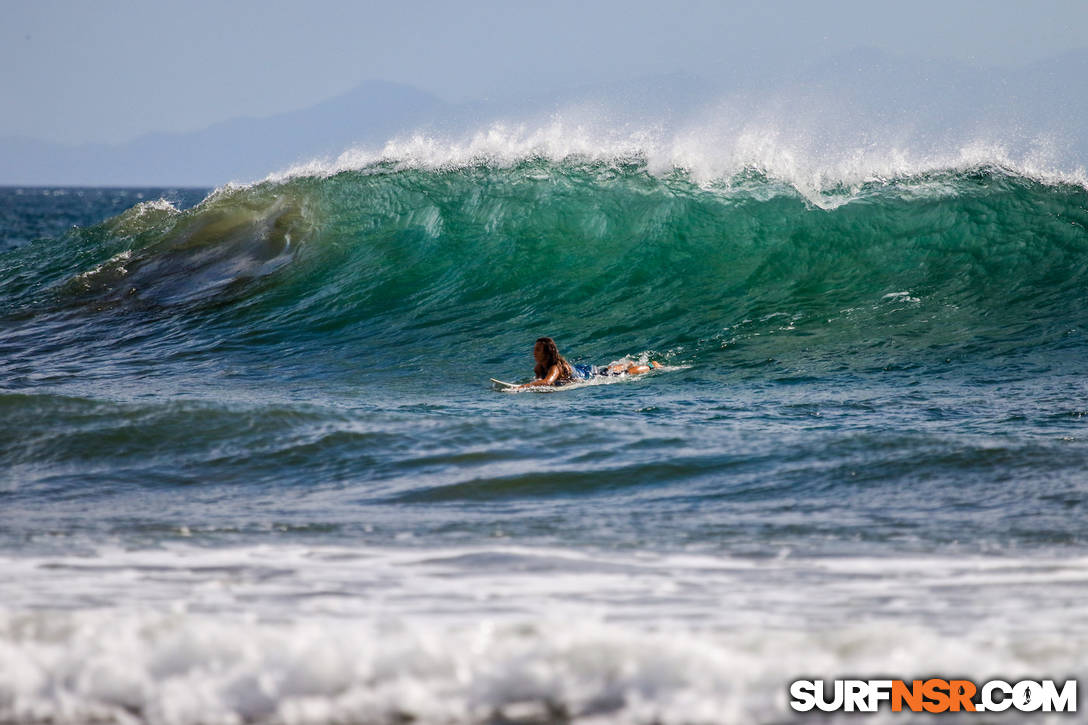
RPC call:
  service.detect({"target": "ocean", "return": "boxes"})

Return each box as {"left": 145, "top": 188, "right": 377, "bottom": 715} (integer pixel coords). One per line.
{"left": 2, "top": 137, "right": 1088, "bottom": 723}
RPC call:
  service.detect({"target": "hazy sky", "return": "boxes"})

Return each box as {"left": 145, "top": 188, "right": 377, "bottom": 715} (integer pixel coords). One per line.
{"left": 4, "top": 0, "right": 1087, "bottom": 145}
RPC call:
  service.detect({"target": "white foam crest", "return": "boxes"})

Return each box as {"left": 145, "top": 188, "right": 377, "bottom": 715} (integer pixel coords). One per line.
{"left": 259, "top": 116, "right": 1087, "bottom": 209}
{"left": 270, "top": 119, "right": 661, "bottom": 181}
{"left": 73, "top": 249, "right": 133, "bottom": 283}
{"left": 131, "top": 198, "right": 180, "bottom": 216}
{"left": 2, "top": 544, "right": 1087, "bottom": 723}
{"left": 9, "top": 608, "right": 1073, "bottom": 725}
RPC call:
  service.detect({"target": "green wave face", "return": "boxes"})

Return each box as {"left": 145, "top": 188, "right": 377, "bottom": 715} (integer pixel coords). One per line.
{"left": 7, "top": 161, "right": 1088, "bottom": 382}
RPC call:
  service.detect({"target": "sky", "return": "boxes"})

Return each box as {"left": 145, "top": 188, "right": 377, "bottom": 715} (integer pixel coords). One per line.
{"left": 3, "top": 0, "right": 1088, "bottom": 146}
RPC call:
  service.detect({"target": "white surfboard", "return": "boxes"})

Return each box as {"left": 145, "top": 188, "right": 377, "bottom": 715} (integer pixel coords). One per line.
{"left": 489, "top": 378, "right": 519, "bottom": 390}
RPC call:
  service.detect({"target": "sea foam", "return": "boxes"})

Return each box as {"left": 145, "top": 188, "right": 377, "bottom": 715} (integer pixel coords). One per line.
{"left": 2, "top": 545, "right": 1085, "bottom": 724}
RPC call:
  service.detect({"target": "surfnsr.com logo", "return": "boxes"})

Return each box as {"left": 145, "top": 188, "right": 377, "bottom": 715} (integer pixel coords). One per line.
{"left": 789, "top": 679, "right": 1077, "bottom": 713}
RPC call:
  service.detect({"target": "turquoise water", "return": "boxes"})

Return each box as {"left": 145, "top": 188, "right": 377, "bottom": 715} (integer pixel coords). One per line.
{"left": 2, "top": 159, "right": 1088, "bottom": 723}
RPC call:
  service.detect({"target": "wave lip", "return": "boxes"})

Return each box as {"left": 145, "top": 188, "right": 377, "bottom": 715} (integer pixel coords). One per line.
{"left": 272, "top": 121, "right": 1088, "bottom": 207}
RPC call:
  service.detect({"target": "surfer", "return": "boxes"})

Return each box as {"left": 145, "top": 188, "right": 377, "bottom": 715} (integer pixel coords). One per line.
{"left": 516, "top": 337, "right": 659, "bottom": 389}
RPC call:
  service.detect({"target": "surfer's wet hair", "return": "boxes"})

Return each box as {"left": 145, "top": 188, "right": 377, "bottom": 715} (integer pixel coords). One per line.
{"left": 535, "top": 337, "right": 573, "bottom": 380}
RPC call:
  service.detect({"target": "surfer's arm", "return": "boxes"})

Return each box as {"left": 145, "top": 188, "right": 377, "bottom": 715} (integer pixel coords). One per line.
{"left": 517, "top": 365, "right": 561, "bottom": 388}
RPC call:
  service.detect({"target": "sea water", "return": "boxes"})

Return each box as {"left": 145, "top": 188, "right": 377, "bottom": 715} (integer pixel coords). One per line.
{"left": 2, "top": 136, "right": 1088, "bottom": 723}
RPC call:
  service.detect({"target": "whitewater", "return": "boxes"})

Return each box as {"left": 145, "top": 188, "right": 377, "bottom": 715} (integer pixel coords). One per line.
{"left": 2, "top": 125, "right": 1088, "bottom": 724}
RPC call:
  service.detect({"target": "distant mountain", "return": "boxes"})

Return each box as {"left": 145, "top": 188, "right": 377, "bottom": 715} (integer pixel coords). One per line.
{"left": 0, "top": 80, "right": 447, "bottom": 187}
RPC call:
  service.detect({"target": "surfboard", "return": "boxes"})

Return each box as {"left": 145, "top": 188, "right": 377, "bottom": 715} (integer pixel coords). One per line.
{"left": 490, "top": 378, "right": 519, "bottom": 390}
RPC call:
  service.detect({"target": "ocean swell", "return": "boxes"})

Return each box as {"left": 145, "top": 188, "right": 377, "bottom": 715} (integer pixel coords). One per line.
{"left": 4, "top": 152, "right": 1088, "bottom": 381}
